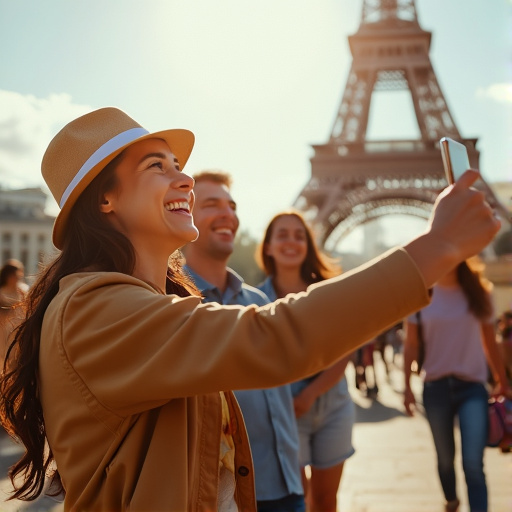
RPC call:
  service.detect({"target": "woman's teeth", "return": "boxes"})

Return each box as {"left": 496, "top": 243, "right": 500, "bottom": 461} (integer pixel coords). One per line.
{"left": 165, "top": 201, "right": 190, "bottom": 212}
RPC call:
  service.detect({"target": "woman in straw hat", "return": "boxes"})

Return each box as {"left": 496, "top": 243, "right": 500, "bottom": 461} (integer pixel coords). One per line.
{"left": 0, "top": 107, "right": 500, "bottom": 511}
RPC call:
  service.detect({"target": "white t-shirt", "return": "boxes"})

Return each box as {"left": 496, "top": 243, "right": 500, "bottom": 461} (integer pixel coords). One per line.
{"left": 408, "top": 284, "right": 492, "bottom": 383}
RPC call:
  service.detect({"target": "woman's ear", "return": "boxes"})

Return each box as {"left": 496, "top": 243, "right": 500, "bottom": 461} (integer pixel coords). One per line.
{"left": 99, "top": 194, "right": 114, "bottom": 214}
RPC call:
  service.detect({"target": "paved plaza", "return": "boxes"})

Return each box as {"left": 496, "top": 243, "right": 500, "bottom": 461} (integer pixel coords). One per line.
{"left": 337, "top": 358, "right": 512, "bottom": 512}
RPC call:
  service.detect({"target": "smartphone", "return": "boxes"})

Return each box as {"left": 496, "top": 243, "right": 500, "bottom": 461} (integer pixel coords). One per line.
{"left": 439, "top": 136, "right": 511, "bottom": 223}
{"left": 440, "top": 137, "right": 471, "bottom": 184}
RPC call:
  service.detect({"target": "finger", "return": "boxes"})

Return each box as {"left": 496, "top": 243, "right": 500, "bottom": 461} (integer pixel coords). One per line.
{"left": 452, "top": 169, "right": 479, "bottom": 189}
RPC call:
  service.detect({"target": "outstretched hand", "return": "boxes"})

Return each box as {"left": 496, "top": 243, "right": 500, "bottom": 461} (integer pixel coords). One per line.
{"left": 404, "top": 170, "right": 501, "bottom": 289}
{"left": 429, "top": 170, "right": 500, "bottom": 260}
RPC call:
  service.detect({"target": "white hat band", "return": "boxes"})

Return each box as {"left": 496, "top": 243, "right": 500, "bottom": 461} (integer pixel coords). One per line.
{"left": 59, "top": 127, "right": 149, "bottom": 208}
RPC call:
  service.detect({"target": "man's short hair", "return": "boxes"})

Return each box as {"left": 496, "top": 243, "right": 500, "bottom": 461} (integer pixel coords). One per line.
{"left": 192, "top": 169, "right": 232, "bottom": 189}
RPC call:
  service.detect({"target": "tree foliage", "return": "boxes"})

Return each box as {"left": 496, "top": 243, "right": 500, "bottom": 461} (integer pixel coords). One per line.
{"left": 228, "top": 230, "right": 266, "bottom": 287}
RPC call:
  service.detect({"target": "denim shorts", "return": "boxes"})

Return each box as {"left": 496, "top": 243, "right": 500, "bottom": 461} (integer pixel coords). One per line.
{"left": 291, "top": 376, "right": 355, "bottom": 468}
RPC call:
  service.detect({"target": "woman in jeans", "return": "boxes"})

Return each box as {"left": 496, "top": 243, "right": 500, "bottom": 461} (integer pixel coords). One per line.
{"left": 403, "top": 260, "right": 511, "bottom": 512}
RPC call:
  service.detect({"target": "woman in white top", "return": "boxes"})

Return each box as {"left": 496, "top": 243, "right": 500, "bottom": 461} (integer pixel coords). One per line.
{"left": 403, "top": 260, "right": 510, "bottom": 512}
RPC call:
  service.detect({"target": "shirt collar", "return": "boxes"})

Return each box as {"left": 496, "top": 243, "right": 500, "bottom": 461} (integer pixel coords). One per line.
{"left": 184, "top": 265, "right": 244, "bottom": 301}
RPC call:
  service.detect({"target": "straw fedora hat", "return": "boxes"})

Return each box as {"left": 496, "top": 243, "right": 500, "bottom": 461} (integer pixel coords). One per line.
{"left": 42, "top": 107, "right": 195, "bottom": 249}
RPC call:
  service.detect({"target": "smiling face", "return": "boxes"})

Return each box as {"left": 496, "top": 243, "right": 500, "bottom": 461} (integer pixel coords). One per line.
{"left": 189, "top": 179, "right": 239, "bottom": 261}
{"left": 264, "top": 214, "right": 308, "bottom": 272}
{"left": 100, "top": 138, "right": 198, "bottom": 258}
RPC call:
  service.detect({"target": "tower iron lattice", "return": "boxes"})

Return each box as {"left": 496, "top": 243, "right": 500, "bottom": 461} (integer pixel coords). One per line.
{"left": 294, "top": 0, "right": 479, "bottom": 251}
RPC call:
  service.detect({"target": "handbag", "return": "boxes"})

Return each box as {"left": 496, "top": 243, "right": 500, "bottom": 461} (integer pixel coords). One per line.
{"left": 487, "top": 396, "right": 507, "bottom": 448}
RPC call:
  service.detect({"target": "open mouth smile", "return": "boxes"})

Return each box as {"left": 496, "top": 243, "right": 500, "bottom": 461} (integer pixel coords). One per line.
{"left": 165, "top": 201, "right": 191, "bottom": 214}
{"left": 214, "top": 227, "right": 234, "bottom": 236}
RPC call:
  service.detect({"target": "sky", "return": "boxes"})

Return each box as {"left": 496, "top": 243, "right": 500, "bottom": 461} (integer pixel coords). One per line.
{"left": 0, "top": 0, "right": 511, "bottom": 250}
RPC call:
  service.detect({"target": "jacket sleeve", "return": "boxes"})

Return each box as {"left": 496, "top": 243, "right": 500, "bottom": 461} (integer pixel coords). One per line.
{"left": 54, "top": 248, "right": 429, "bottom": 415}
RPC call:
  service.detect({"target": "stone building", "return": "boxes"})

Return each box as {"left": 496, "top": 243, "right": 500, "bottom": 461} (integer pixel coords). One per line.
{"left": 0, "top": 187, "right": 56, "bottom": 281}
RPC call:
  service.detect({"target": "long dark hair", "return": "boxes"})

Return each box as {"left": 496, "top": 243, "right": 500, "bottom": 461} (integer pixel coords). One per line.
{"left": 0, "top": 153, "right": 197, "bottom": 501}
{"left": 257, "top": 210, "right": 341, "bottom": 285}
{"left": 456, "top": 260, "right": 493, "bottom": 320}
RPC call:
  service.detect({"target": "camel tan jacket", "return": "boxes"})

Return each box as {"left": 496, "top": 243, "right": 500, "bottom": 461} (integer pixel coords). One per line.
{"left": 39, "top": 248, "right": 430, "bottom": 511}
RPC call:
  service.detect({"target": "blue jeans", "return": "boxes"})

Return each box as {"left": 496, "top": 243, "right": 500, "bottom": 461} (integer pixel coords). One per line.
{"left": 257, "top": 494, "right": 306, "bottom": 512}
{"left": 423, "top": 376, "right": 488, "bottom": 512}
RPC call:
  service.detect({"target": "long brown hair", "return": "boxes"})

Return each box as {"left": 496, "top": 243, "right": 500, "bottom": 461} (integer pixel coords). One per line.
{"left": 257, "top": 210, "right": 341, "bottom": 285}
{"left": 456, "top": 260, "right": 493, "bottom": 320}
{"left": 0, "top": 153, "right": 197, "bottom": 501}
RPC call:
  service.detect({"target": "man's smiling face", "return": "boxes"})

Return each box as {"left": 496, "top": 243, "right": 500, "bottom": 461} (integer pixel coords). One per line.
{"left": 190, "top": 179, "right": 239, "bottom": 260}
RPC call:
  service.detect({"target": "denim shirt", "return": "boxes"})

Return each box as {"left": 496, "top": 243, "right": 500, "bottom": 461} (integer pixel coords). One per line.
{"left": 185, "top": 266, "right": 303, "bottom": 501}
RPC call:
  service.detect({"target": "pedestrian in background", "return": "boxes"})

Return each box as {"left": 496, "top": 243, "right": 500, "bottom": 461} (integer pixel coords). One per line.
{"left": 183, "top": 171, "right": 305, "bottom": 512}
{"left": 0, "top": 259, "right": 27, "bottom": 373}
{"left": 496, "top": 310, "right": 512, "bottom": 384}
{"left": 257, "top": 211, "right": 355, "bottom": 512}
{"left": 403, "top": 260, "right": 511, "bottom": 512}
{"left": 0, "top": 107, "right": 500, "bottom": 511}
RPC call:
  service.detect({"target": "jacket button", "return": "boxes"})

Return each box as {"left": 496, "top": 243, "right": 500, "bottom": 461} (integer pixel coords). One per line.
{"left": 238, "top": 466, "right": 250, "bottom": 477}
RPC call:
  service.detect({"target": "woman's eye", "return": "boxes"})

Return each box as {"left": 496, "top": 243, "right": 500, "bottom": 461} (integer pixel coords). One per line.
{"left": 150, "top": 161, "right": 164, "bottom": 170}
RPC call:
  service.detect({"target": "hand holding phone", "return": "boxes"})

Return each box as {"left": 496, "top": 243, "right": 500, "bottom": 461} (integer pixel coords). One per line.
{"left": 439, "top": 137, "right": 511, "bottom": 223}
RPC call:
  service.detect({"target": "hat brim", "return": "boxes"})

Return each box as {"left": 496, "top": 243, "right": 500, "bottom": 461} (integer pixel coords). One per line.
{"left": 52, "top": 128, "right": 195, "bottom": 250}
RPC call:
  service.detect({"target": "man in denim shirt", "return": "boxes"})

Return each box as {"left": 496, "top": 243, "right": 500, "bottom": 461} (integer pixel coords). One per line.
{"left": 183, "top": 170, "right": 305, "bottom": 512}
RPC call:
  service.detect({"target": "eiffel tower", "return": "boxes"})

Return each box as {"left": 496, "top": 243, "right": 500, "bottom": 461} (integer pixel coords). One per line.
{"left": 294, "top": 0, "right": 480, "bottom": 252}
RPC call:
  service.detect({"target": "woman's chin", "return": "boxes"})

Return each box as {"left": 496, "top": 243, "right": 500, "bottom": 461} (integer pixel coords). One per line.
{"left": 189, "top": 227, "right": 200, "bottom": 243}
{"left": 176, "top": 226, "right": 200, "bottom": 247}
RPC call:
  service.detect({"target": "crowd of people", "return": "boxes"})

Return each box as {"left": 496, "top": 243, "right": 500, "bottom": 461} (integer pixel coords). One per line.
{"left": 0, "top": 107, "right": 510, "bottom": 512}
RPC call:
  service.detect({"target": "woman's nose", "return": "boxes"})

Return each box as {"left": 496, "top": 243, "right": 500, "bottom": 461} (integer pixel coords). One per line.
{"left": 173, "top": 171, "right": 194, "bottom": 190}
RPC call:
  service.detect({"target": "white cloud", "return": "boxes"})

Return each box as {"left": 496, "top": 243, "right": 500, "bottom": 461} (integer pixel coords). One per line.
{"left": 0, "top": 90, "right": 93, "bottom": 195}
{"left": 476, "top": 83, "right": 512, "bottom": 104}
